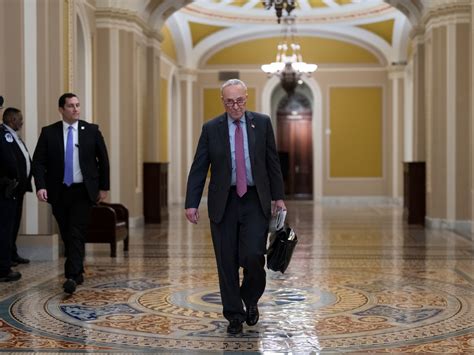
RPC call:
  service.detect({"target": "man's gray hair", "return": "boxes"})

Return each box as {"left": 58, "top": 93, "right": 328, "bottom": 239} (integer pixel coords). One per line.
{"left": 221, "top": 79, "right": 247, "bottom": 95}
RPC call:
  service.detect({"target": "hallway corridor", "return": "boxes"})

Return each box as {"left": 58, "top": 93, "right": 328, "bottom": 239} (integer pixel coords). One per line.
{"left": 0, "top": 201, "right": 473, "bottom": 353}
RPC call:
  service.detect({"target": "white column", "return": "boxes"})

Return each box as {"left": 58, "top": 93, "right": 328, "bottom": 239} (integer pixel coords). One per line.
{"left": 168, "top": 74, "right": 183, "bottom": 204}
{"left": 179, "top": 70, "right": 197, "bottom": 171}
{"left": 23, "top": 0, "right": 39, "bottom": 234}
{"left": 389, "top": 65, "right": 404, "bottom": 199}
{"left": 109, "top": 28, "right": 120, "bottom": 202}
{"left": 446, "top": 23, "right": 456, "bottom": 223}
{"left": 404, "top": 61, "right": 414, "bottom": 162}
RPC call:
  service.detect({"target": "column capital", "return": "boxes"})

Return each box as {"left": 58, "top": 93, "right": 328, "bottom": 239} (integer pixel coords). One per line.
{"left": 178, "top": 68, "right": 198, "bottom": 81}
{"left": 388, "top": 63, "right": 406, "bottom": 79}
{"left": 423, "top": 1, "right": 471, "bottom": 30}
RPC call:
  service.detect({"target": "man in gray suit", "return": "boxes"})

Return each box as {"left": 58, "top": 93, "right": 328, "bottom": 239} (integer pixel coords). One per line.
{"left": 185, "top": 79, "right": 286, "bottom": 334}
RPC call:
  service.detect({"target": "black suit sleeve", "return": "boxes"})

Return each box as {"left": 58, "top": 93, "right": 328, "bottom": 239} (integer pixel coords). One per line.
{"left": 185, "top": 124, "right": 211, "bottom": 209}
{"left": 95, "top": 128, "right": 110, "bottom": 191}
{"left": 32, "top": 127, "right": 48, "bottom": 191}
{"left": 265, "top": 118, "right": 285, "bottom": 201}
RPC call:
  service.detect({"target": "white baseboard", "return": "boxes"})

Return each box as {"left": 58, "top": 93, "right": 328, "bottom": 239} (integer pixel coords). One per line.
{"left": 426, "top": 217, "right": 474, "bottom": 236}
{"left": 129, "top": 216, "right": 144, "bottom": 228}
{"left": 317, "top": 196, "right": 402, "bottom": 206}
{"left": 17, "top": 234, "right": 59, "bottom": 261}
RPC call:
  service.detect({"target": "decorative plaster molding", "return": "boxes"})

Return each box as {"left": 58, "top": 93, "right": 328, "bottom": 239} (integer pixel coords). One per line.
{"left": 96, "top": 8, "right": 163, "bottom": 42}
{"left": 96, "top": 19, "right": 161, "bottom": 49}
{"left": 423, "top": 3, "right": 471, "bottom": 31}
{"left": 182, "top": 2, "right": 396, "bottom": 25}
{"left": 388, "top": 63, "right": 406, "bottom": 78}
{"left": 177, "top": 68, "right": 198, "bottom": 81}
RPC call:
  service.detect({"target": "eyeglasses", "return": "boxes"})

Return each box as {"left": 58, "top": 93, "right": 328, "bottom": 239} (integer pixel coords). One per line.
{"left": 223, "top": 97, "right": 246, "bottom": 107}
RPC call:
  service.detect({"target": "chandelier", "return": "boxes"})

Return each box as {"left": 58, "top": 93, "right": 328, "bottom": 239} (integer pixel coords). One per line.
{"left": 261, "top": 16, "right": 317, "bottom": 95}
{"left": 262, "top": 0, "right": 296, "bottom": 23}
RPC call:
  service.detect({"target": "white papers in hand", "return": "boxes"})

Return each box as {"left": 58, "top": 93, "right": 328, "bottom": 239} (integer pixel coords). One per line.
{"left": 269, "top": 209, "right": 287, "bottom": 232}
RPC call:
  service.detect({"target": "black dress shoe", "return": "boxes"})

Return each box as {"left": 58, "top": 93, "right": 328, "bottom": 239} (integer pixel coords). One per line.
{"left": 227, "top": 319, "right": 243, "bottom": 334}
{"left": 246, "top": 305, "right": 259, "bottom": 326}
{"left": 75, "top": 274, "right": 84, "bottom": 285}
{"left": 0, "top": 271, "right": 22, "bottom": 282}
{"left": 63, "top": 279, "right": 77, "bottom": 294}
{"left": 13, "top": 256, "right": 30, "bottom": 264}
{"left": 10, "top": 260, "right": 19, "bottom": 267}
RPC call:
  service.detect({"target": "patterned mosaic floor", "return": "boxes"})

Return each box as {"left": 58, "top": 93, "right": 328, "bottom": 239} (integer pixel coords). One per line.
{"left": 1, "top": 201, "right": 473, "bottom": 353}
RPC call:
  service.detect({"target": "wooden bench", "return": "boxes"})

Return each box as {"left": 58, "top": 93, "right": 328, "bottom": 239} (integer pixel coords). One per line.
{"left": 86, "top": 202, "right": 129, "bottom": 257}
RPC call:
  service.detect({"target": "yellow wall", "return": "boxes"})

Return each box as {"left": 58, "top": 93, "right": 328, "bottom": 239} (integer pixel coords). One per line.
{"left": 160, "top": 78, "right": 168, "bottom": 162}
{"left": 161, "top": 25, "right": 177, "bottom": 62}
{"left": 189, "top": 22, "right": 227, "bottom": 47}
{"left": 203, "top": 87, "right": 256, "bottom": 121}
{"left": 358, "top": 19, "right": 394, "bottom": 45}
{"left": 206, "top": 37, "right": 379, "bottom": 65}
{"left": 329, "top": 87, "right": 382, "bottom": 178}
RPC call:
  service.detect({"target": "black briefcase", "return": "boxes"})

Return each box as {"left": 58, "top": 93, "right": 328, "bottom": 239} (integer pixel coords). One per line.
{"left": 266, "top": 224, "right": 297, "bottom": 273}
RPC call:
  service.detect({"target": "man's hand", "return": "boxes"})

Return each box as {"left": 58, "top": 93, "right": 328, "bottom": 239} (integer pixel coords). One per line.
{"left": 36, "top": 189, "right": 48, "bottom": 202}
{"left": 185, "top": 208, "right": 199, "bottom": 224}
{"left": 97, "top": 190, "right": 108, "bottom": 203}
{"left": 272, "top": 199, "right": 286, "bottom": 215}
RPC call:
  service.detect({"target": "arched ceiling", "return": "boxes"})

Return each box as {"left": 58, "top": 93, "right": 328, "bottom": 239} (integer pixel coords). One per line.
{"left": 132, "top": 0, "right": 426, "bottom": 69}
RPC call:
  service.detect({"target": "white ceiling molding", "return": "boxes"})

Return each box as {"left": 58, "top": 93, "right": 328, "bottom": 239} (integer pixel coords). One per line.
{"left": 147, "top": 0, "right": 419, "bottom": 70}
{"left": 192, "top": 24, "right": 393, "bottom": 68}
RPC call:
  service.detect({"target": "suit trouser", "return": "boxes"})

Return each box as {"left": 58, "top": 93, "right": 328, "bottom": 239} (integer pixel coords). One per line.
{"left": 210, "top": 187, "right": 269, "bottom": 322}
{"left": 10, "top": 192, "right": 25, "bottom": 260}
{"left": 52, "top": 183, "right": 92, "bottom": 280}
{"left": 0, "top": 197, "right": 17, "bottom": 275}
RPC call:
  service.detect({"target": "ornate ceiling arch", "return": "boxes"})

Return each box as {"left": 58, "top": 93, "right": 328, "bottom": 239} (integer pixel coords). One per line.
{"left": 146, "top": 0, "right": 425, "bottom": 69}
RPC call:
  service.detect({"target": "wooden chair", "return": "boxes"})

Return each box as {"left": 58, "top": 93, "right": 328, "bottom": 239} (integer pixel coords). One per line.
{"left": 86, "top": 202, "right": 129, "bottom": 257}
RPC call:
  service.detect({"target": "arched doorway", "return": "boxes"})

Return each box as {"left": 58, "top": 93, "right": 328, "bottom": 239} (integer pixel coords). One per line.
{"left": 276, "top": 93, "right": 313, "bottom": 199}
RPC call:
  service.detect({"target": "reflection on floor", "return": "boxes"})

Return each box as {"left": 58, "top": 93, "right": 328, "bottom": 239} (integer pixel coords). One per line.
{"left": 1, "top": 201, "right": 473, "bottom": 354}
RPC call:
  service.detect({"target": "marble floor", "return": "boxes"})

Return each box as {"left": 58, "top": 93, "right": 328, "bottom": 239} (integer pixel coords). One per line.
{"left": 1, "top": 201, "right": 473, "bottom": 354}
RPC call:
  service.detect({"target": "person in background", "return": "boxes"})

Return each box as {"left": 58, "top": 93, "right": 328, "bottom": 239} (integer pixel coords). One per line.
{"left": 184, "top": 79, "right": 286, "bottom": 334}
{"left": 32, "top": 93, "right": 110, "bottom": 294}
{"left": 2, "top": 107, "right": 33, "bottom": 267}
{"left": 0, "top": 96, "right": 23, "bottom": 282}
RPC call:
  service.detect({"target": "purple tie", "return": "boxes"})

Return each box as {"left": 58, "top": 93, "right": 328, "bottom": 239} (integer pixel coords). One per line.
{"left": 64, "top": 126, "right": 74, "bottom": 186}
{"left": 234, "top": 120, "right": 247, "bottom": 197}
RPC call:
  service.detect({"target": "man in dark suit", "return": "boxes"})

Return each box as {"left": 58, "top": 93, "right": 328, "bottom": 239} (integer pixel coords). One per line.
{"left": 33, "top": 93, "right": 110, "bottom": 294}
{"left": 0, "top": 98, "right": 23, "bottom": 282}
{"left": 185, "top": 79, "right": 286, "bottom": 334}
{"left": 2, "top": 107, "right": 33, "bottom": 267}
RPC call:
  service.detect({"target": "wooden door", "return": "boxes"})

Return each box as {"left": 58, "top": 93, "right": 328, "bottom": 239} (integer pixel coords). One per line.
{"left": 276, "top": 94, "right": 313, "bottom": 198}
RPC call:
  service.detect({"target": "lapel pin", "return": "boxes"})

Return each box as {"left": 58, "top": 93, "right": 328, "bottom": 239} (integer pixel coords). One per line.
{"left": 81, "top": 126, "right": 85, "bottom": 130}
{"left": 5, "top": 132, "right": 14, "bottom": 143}
{"left": 251, "top": 124, "right": 255, "bottom": 129}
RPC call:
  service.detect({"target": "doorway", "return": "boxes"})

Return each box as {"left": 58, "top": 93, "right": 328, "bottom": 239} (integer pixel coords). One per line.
{"left": 276, "top": 93, "right": 313, "bottom": 199}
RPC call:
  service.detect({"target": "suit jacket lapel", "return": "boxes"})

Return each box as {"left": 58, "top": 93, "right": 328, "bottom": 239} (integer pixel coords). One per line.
{"left": 218, "top": 114, "right": 231, "bottom": 170}
{"left": 245, "top": 111, "right": 256, "bottom": 168}
{"left": 55, "top": 121, "right": 65, "bottom": 167}
{"left": 78, "top": 120, "right": 86, "bottom": 158}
